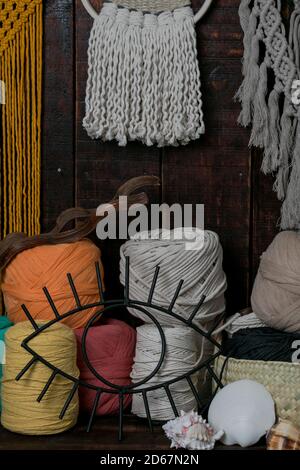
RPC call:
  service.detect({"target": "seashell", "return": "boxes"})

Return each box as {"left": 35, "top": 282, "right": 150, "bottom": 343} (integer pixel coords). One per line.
{"left": 208, "top": 380, "right": 276, "bottom": 447}
{"left": 162, "top": 410, "right": 224, "bottom": 451}
{"left": 267, "top": 420, "right": 300, "bottom": 450}
{"left": 186, "top": 422, "right": 213, "bottom": 442}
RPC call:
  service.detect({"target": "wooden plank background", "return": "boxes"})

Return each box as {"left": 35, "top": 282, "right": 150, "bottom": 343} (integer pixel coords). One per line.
{"left": 42, "top": 0, "right": 280, "bottom": 314}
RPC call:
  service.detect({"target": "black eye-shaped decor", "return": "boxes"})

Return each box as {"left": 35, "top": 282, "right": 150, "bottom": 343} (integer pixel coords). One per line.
{"left": 16, "top": 257, "right": 224, "bottom": 441}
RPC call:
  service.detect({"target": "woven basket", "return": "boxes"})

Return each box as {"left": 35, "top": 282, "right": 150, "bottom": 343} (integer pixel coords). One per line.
{"left": 214, "top": 355, "right": 300, "bottom": 425}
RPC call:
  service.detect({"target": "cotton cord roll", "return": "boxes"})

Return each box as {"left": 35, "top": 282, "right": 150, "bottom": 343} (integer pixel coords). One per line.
{"left": 1, "top": 322, "right": 79, "bottom": 435}
{"left": 1, "top": 239, "right": 105, "bottom": 329}
{"left": 0, "top": 316, "right": 13, "bottom": 411}
{"left": 75, "top": 318, "right": 136, "bottom": 415}
{"left": 222, "top": 327, "right": 300, "bottom": 363}
{"left": 251, "top": 231, "right": 300, "bottom": 333}
{"left": 120, "top": 229, "right": 227, "bottom": 328}
{"left": 131, "top": 325, "right": 201, "bottom": 421}
{"left": 223, "top": 312, "right": 267, "bottom": 338}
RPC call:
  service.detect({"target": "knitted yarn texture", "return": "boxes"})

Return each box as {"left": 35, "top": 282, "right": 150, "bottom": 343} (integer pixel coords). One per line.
{"left": 131, "top": 325, "right": 200, "bottom": 420}
{"left": 236, "top": 0, "right": 300, "bottom": 229}
{"left": 119, "top": 229, "right": 227, "bottom": 328}
{"left": 120, "top": 228, "right": 226, "bottom": 419}
{"left": 83, "top": 2, "right": 205, "bottom": 147}
{"left": 1, "top": 322, "right": 79, "bottom": 435}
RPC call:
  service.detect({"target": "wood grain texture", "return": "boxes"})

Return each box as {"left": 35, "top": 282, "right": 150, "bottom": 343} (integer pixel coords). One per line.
{"left": 42, "top": 0, "right": 75, "bottom": 231}
{"left": 0, "top": 415, "right": 265, "bottom": 451}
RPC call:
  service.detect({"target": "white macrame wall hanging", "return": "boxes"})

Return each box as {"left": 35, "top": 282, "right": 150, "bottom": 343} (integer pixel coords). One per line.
{"left": 236, "top": 0, "right": 300, "bottom": 229}
{"left": 82, "top": 0, "right": 213, "bottom": 147}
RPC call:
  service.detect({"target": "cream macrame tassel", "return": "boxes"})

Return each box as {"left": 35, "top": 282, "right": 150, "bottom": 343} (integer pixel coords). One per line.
{"left": 236, "top": 0, "right": 300, "bottom": 229}
{"left": 83, "top": 2, "right": 205, "bottom": 147}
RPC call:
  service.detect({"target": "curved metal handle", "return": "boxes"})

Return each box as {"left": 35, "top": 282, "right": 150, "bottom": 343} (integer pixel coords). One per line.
{"left": 81, "top": 0, "right": 213, "bottom": 23}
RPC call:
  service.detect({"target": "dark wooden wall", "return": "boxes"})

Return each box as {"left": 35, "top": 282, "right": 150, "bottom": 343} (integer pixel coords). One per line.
{"left": 41, "top": 0, "right": 281, "bottom": 313}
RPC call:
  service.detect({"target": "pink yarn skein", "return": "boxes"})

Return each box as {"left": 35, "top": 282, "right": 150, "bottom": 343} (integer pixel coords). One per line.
{"left": 75, "top": 319, "right": 136, "bottom": 416}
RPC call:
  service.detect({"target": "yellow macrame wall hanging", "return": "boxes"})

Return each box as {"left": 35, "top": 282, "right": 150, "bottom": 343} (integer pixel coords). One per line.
{"left": 0, "top": 0, "right": 43, "bottom": 238}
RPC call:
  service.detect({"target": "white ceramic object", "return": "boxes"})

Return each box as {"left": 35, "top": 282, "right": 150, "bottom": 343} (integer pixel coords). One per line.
{"left": 208, "top": 380, "right": 276, "bottom": 447}
{"left": 81, "top": 0, "right": 214, "bottom": 23}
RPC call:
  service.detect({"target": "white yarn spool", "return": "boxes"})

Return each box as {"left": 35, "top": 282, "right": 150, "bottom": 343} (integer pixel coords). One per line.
{"left": 120, "top": 229, "right": 227, "bottom": 329}
{"left": 131, "top": 325, "right": 200, "bottom": 420}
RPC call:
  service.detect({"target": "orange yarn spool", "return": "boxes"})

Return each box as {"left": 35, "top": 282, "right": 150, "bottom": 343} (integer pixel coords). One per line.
{"left": 1, "top": 239, "right": 105, "bottom": 329}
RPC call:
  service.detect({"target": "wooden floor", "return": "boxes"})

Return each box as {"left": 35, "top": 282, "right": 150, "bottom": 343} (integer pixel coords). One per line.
{"left": 0, "top": 416, "right": 265, "bottom": 451}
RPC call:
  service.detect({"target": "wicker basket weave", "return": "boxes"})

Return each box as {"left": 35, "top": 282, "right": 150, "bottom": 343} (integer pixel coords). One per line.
{"left": 112, "top": 1, "right": 190, "bottom": 12}
{"left": 214, "top": 355, "right": 300, "bottom": 425}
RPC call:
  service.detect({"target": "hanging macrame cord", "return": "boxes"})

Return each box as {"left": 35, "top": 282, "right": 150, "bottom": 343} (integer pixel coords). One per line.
{"left": 0, "top": 0, "right": 43, "bottom": 238}
{"left": 236, "top": 0, "right": 300, "bottom": 229}
{"left": 82, "top": 1, "right": 213, "bottom": 147}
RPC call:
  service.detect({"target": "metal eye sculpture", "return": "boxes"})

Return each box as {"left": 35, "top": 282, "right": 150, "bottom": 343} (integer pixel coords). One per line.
{"left": 16, "top": 257, "right": 224, "bottom": 441}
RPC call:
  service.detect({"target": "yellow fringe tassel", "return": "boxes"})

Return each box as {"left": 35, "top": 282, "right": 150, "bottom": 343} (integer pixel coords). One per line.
{"left": 0, "top": 0, "right": 43, "bottom": 238}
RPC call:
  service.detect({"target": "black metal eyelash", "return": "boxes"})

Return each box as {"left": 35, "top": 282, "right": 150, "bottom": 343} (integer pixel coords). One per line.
{"left": 16, "top": 257, "right": 224, "bottom": 441}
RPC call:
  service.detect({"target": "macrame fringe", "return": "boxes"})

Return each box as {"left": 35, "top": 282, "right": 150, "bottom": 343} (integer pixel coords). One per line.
{"left": 274, "top": 105, "right": 296, "bottom": 200}
{"left": 236, "top": 0, "right": 300, "bottom": 229}
{"left": 237, "top": 34, "right": 260, "bottom": 127}
{"left": 0, "top": 0, "right": 42, "bottom": 238}
{"left": 249, "top": 63, "right": 269, "bottom": 148}
{"left": 235, "top": 6, "right": 258, "bottom": 126}
{"left": 281, "top": 124, "right": 300, "bottom": 230}
{"left": 261, "top": 89, "right": 281, "bottom": 174}
{"left": 83, "top": 3, "right": 204, "bottom": 147}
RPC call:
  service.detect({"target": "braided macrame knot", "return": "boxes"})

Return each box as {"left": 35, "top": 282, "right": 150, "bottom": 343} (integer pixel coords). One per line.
{"left": 144, "top": 13, "right": 160, "bottom": 27}
{"left": 174, "top": 6, "right": 194, "bottom": 20}
{"left": 115, "top": 7, "right": 131, "bottom": 24}
{"left": 0, "top": 0, "right": 42, "bottom": 55}
{"left": 236, "top": 0, "right": 300, "bottom": 230}
{"left": 100, "top": 2, "right": 118, "bottom": 18}
{"left": 292, "top": 80, "right": 300, "bottom": 105}
{"left": 129, "top": 11, "right": 143, "bottom": 27}
{"left": 294, "top": 0, "right": 300, "bottom": 10}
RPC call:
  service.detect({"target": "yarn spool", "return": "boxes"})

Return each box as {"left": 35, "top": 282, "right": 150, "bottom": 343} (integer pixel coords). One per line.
{"left": 0, "top": 316, "right": 13, "bottom": 411}
{"left": 1, "top": 322, "right": 79, "bottom": 435}
{"left": 120, "top": 229, "right": 227, "bottom": 328}
{"left": 1, "top": 239, "right": 105, "bottom": 329}
{"left": 222, "top": 327, "right": 300, "bottom": 363}
{"left": 251, "top": 231, "right": 300, "bottom": 333}
{"left": 121, "top": 229, "right": 226, "bottom": 420}
{"left": 131, "top": 325, "right": 202, "bottom": 421}
{"left": 75, "top": 318, "right": 136, "bottom": 415}
{"left": 224, "top": 312, "right": 266, "bottom": 338}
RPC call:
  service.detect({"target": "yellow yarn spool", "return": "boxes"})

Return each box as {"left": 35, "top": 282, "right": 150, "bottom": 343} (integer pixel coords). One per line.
{"left": 1, "top": 321, "right": 79, "bottom": 435}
